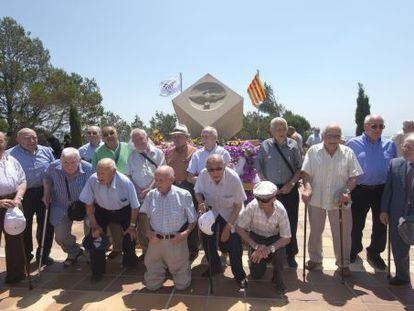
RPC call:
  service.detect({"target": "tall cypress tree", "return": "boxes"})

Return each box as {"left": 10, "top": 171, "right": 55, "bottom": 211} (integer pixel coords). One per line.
{"left": 69, "top": 104, "right": 82, "bottom": 148}
{"left": 355, "top": 82, "right": 371, "bottom": 136}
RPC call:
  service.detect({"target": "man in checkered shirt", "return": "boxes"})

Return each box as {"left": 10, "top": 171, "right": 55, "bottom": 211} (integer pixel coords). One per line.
{"left": 236, "top": 181, "right": 291, "bottom": 294}
{"left": 140, "top": 165, "right": 197, "bottom": 291}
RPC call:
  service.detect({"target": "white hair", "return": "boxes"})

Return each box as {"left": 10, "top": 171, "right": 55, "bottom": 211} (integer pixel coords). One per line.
{"left": 404, "top": 133, "right": 414, "bottom": 144}
{"left": 61, "top": 147, "right": 80, "bottom": 159}
{"left": 270, "top": 117, "right": 288, "bottom": 129}
{"left": 364, "top": 114, "right": 384, "bottom": 125}
{"left": 201, "top": 126, "right": 218, "bottom": 138}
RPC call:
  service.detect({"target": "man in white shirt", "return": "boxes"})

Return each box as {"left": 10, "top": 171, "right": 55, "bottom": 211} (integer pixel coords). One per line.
{"left": 301, "top": 123, "right": 363, "bottom": 277}
{"left": 306, "top": 127, "right": 322, "bottom": 147}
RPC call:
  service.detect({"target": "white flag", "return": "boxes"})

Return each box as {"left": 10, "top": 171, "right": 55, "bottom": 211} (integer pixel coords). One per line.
{"left": 159, "top": 75, "right": 181, "bottom": 97}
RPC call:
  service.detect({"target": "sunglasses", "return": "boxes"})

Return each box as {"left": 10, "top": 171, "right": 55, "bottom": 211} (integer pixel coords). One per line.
{"left": 103, "top": 131, "right": 115, "bottom": 137}
{"left": 369, "top": 124, "right": 385, "bottom": 130}
{"left": 255, "top": 196, "right": 275, "bottom": 203}
{"left": 207, "top": 167, "right": 224, "bottom": 172}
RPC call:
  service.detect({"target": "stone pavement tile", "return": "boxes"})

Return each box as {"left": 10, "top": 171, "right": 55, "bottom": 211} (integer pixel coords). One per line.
{"left": 245, "top": 281, "right": 285, "bottom": 299}
{"left": 71, "top": 275, "right": 114, "bottom": 291}
{"left": 344, "top": 272, "right": 382, "bottom": 287}
{"left": 103, "top": 275, "right": 144, "bottom": 293}
{"left": 388, "top": 285, "right": 414, "bottom": 306}
{"left": 326, "top": 303, "right": 369, "bottom": 310}
{"left": 349, "top": 285, "right": 399, "bottom": 305}
{"left": 365, "top": 303, "right": 407, "bottom": 311}
{"left": 284, "top": 301, "right": 330, "bottom": 310}
{"left": 139, "top": 278, "right": 175, "bottom": 295}
{"left": 1, "top": 271, "right": 53, "bottom": 289}
{"left": 285, "top": 281, "right": 323, "bottom": 301}
{"left": 120, "top": 262, "right": 146, "bottom": 277}
{"left": 209, "top": 277, "right": 245, "bottom": 298}
{"left": 45, "top": 289, "right": 113, "bottom": 311}
{"left": 174, "top": 277, "right": 209, "bottom": 296}
{"left": 245, "top": 298, "right": 288, "bottom": 310}
{"left": 121, "top": 292, "right": 168, "bottom": 310}
{"left": 311, "top": 283, "right": 359, "bottom": 305}
{"left": 40, "top": 273, "right": 84, "bottom": 290}
{"left": 306, "top": 270, "right": 342, "bottom": 285}
{"left": 167, "top": 295, "right": 208, "bottom": 311}
{"left": 205, "top": 297, "right": 246, "bottom": 311}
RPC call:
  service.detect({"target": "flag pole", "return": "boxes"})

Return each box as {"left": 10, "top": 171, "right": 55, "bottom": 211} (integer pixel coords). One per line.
{"left": 179, "top": 72, "right": 183, "bottom": 93}
{"left": 256, "top": 69, "right": 260, "bottom": 138}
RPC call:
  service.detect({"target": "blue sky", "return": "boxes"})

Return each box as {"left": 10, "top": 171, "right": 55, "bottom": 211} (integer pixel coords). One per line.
{"left": 2, "top": 0, "right": 413, "bottom": 136}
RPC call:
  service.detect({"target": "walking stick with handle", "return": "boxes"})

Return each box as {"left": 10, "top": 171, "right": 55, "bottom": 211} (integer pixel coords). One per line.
{"left": 387, "top": 223, "right": 391, "bottom": 279}
{"left": 303, "top": 203, "right": 308, "bottom": 281}
{"left": 19, "top": 234, "right": 33, "bottom": 290}
{"left": 38, "top": 203, "right": 50, "bottom": 275}
{"left": 339, "top": 204, "right": 345, "bottom": 284}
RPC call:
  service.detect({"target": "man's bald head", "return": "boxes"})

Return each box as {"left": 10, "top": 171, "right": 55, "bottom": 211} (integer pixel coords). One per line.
{"left": 206, "top": 154, "right": 225, "bottom": 168}
{"left": 206, "top": 154, "right": 225, "bottom": 183}
{"left": 17, "top": 128, "right": 38, "bottom": 153}
{"left": 96, "top": 158, "right": 117, "bottom": 185}
{"left": 154, "top": 165, "right": 175, "bottom": 194}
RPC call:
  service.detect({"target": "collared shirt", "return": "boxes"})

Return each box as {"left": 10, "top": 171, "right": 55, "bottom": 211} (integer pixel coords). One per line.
{"left": 79, "top": 171, "right": 140, "bottom": 210}
{"left": 306, "top": 133, "right": 322, "bottom": 146}
{"left": 167, "top": 144, "right": 197, "bottom": 181}
{"left": 92, "top": 142, "right": 131, "bottom": 174}
{"left": 7, "top": 144, "right": 55, "bottom": 188}
{"left": 78, "top": 141, "right": 104, "bottom": 163}
{"left": 237, "top": 199, "right": 291, "bottom": 238}
{"left": 44, "top": 160, "right": 94, "bottom": 226}
{"left": 140, "top": 185, "right": 197, "bottom": 234}
{"left": 195, "top": 167, "right": 246, "bottom": 222}
{"left": 0, "top": 155, "right": 26, "bottom": 196}
{"left": 256, "top": 138, "right": 302, "bottom": 185}
{"left": 302, "top": 143, "right": 363, "bottom": 210}
{"left": 125, "top": 144, "right": 166, "bottom": 190}
{"left": 187, "top": 144, "right": 231, "bottom": 175}
{"left": 346, "top": 133, "right": 397, "bottom": 185}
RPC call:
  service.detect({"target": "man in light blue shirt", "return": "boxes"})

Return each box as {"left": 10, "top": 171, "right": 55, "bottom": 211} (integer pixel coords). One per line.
{"left": 43, "top": 148, "right": 94, "bottom": 267}
{"left": 78, "top": 125, "right": 104, "bottom": 163}
{"left": 7, "top": 128, "right": 55, "bottom": 265}
{"left": 346, "top": 115, "right": 397, "bottom": 269}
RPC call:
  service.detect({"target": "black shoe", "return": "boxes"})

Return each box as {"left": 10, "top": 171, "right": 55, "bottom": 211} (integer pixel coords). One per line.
{"left": 236, "top": 278, "right": 248, "bottom": 289}
{"left": 201, "top": 268, "right": 223, "bottom": 277}
{"left": 64, "top": 249, "right": 84, "bottom": 267}
{"left": 389, "top": 277, "right": 410, "bottom": 286}
{"left": 367, "top": 253, "right": 386, "bottom": 270}
{"left": 350, "top": 254, "right": 357, "bottom": 263}
{"left": 37, "top": 256, "right": 55, "bottom": 266}
{"left": 90, "top": 274, "right": 103, "bottom": 283}
{"left": 287, "top": 256, "right": 298, "bottom": 268}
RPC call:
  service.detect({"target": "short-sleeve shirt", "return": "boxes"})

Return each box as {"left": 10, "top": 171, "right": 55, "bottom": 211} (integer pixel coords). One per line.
{"left": 237, "top": 199, "right": 291, "bottom": 238}
{"left": 194, "top": 167, "right": 246, "bottom": 222}
{"left": 140, "top": 185, "right": 197, "bottom": 234}
{"left": 78, "top": 141, "right": 104, "bottom": 163}
{"left": 346, "top": 133, "right": 397, "bottom": 185}
{"left": 125, "top": 144, "right": 165, "bottom": 190}
{"left": 7, "top": 144, "right": 55, "bottom": 189}
{"left": 79, "top": 171, "right": 140, "bottom": 210}
{"left": 0, "top": 155, "right": 26, "bottom": 196}
{"left": 167, "top": 144, "right": 197, "bottom": 182}
{"left": 187, "top": 144, "right": 231, "bottom": 175}
{"left": 92, "top": 142, "right": 131, "bottom": 174}
{"left": 301, "top": 143, "right": 363, "bottom": 210}
{"left": 256, "top": 138, "right": 302, "bottom": 185}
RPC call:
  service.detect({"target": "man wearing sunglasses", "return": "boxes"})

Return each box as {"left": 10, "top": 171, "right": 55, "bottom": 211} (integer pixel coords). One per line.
{"left": 78, "top": 126, "right": 103, "bottom": 163}
{"left": 195, "top": 154, "right": 248, "bottom": 288}
{"left": 236, "top": 181, "right": 291, "bottom": 295}
{"left": 347, "top": 115, "right": 397, "bottom": 269}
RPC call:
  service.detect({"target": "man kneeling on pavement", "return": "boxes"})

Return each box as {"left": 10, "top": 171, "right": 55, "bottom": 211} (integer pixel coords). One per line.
{"left": 236, "top": 181, "right": 291, "bottom": 294}
{"left": 140, "top": 165, "right": 197, "bottom": 291}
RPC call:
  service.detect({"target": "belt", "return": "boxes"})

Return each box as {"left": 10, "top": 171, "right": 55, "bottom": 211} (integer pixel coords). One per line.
{"left": 358, "top": 184, "right": 385, "bottom": 191}
{"left": 156, "top": 233, "right": 176, "bottom": 240}
{"left": 0, "top": 192, "right": 16, "bottom": 200}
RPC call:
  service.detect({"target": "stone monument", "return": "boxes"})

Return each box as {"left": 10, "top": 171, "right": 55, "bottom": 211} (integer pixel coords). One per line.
{"left": 172, "top": 73, "right": 243, "bottom": 139}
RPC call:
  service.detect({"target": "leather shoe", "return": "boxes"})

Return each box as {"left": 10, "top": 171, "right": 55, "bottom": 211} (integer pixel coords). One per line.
{"left": 64, "top": 249, "right": 84, "bottom": 267}
{"left": 287, "top": 256, "right": 298, "bottom": 268}
{"left": 305, "top": 260, "right": 323, "bottom": 271}
{"left": 367, "top": 253, "right": 386, "bottom": 270}
{"left": 389, "top": 277, "right": 410, "bottom": 286}
{"left": 107, "top": 250, "right": 121, "bottom": 260}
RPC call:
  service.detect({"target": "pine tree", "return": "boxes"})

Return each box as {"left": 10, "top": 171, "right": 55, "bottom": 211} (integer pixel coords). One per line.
{"left": 355, "top": 82, "right": 371, "bottom": 136}
{"left": 69, "top": 104, "right": 82, "bottom": 148}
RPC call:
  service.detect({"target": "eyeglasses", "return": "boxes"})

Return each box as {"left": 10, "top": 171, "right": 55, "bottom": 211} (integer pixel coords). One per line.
{"left": 103, "top": 131, "right": 115, "bottom": 137}
{"left": 256, "top": 196, "right": 275, "bottom": 203}
{"left": 325, "top": 134, "right": 341, "bottom": 139}
{"left": 369, "top": 124, "right": 385, "bottom": 130}
{"left": 207, "top": 167, "right": 224, "bottom": 172}
{"left": 402, "top": 144, "right": 414, "bottom": 150}
{"left": 87, "top": 131, "right": 99, "bottom": 135}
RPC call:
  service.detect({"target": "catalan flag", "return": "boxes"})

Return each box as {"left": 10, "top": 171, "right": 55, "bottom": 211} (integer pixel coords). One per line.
{"left": 247, "top": 72, "right": 266, "bottom": 107}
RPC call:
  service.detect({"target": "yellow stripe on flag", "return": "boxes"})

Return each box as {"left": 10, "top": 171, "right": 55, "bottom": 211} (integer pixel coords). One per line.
{"left": 247, "top": 73, "right": 266, "bottom": 107}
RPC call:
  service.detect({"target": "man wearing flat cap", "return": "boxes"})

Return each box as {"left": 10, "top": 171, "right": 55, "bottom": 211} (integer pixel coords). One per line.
{"left": 236, "top": 181, "right": 291, "bottom": 294}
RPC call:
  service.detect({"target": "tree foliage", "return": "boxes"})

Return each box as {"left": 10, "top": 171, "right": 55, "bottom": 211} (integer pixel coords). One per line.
{"left": 130, "top": 114, "right": 148, "bottom": 132}
{"left": 69, "top": 104, "right": 82, "bottom": 148}
{"left": 355, "top": 82, "right": 370, "bottom": 136}
{"left": 283, "top": 110, "right": 311, "bottom": 136}
{"left": 99, "top": 111, "right": 131, "bottom": 142}
{"left": 149, "top": 111, "right": 177, "bottom": 140}
{"left": 257, "top": 83, "right": 285, "bottom": 117}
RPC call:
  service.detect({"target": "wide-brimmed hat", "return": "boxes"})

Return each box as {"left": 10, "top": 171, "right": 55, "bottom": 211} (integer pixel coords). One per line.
{"left": 4, "top": 207, "right": 26, "bottom": 235}
{"left": 170, "top": 123, "right": 190, "bottom": 136}
{"left": 198, "top": 210, "right": 216, "bottom": 235}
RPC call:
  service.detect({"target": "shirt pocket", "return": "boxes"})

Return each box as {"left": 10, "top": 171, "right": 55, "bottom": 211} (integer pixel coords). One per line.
{"left": 221, "top": 195, "right": 234, "bottom": 208}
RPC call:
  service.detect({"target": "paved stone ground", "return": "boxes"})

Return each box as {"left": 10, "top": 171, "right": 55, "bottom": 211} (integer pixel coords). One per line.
{"left": 1, "top": 202, "right": 414, "bottom": 310}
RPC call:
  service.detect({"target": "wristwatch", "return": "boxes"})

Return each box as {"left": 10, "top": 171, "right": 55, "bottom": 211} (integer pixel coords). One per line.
{"left": 269, "top": 245, "right": 276, "bottom": 253}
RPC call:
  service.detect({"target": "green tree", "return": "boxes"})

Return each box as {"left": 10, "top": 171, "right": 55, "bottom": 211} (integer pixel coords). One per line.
{"left": 130, "top": 115, "right": 147, "bottom": 132}
{"left": 69, "top": 104, "right": 82, "bottom": 148}
{"left": 283, "top": 110, "right": 311, "bottom": 136}
{"left": 257, "top": 83, "right": 285, "bottom": 117}
{"left": 355, "top": 82, "right": 370, "bottom": 136}
{"left": 100, "top": 111, "right": 131, "bottom": 142}
{"left": 237, "top": 112, "right": 271, "bottom": 141}
{"left": 149, "top": 111, "right": 177, "bottom": 140}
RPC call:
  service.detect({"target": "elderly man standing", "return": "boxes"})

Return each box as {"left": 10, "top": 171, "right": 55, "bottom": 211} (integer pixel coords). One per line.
{"left": 78, "top": 125, "right": 103, "bottom": 163}
{"left": 306, "top": 127, "right": 322, "bottom": 147}
{"left": 7, "top": 128, "right": 55, "bottom": 265}
{"left": 195, "top": 154, "right": 247, "bottom": 288}
{"left": 167, "top": 124, "right": 199, "bottom": 261}
{"left": 0, "top": 131, "right": 27, "bottom": 283}
{"left": 187, "top": 126, "right": 231, "bottom": 184}
{"left": 92, "top": 126, "right": 131, "bottom": 259}
{"left": 347, "top": 115, "right": 397, "bottom": 269}
{"left": 380, "top": 133, "right": 414, "bottom": 285}
{"left": 79, "top": 158, "right": 139, "bottom": 281}
{"left": 141, "top": 165, "right": 197, "bottom": 291}
{"left": 42, "top": 148, "right": 94, "bottom": 267}
{"left": 256, "top": 117, "right": 302, "bottom": 268}
{"left": 302, "top": 124, "right": 363, "bottom": 276}
{"left": 125, "top": 128, "right": 165, "bottom": 259}
{"left": 236, "top": 181, "right": 291, "bottom": 294}
{"left": 392, "top": 120, "right": 414, "bottom": 156}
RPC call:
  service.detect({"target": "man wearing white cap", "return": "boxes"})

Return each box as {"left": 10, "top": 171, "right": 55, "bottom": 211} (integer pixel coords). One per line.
{"left": 236, "top": 181, "right": 291, "bottom": 294}
{"left": 0, "top": 131, "right": 27, "bottom": 283}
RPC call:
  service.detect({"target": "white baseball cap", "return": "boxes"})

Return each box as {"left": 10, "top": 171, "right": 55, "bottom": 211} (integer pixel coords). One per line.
{"left": 198, "top": 210, "right": 216, "bottom": 236}
{"left": 4, "top": 207, "right": 26, "bottom": 235}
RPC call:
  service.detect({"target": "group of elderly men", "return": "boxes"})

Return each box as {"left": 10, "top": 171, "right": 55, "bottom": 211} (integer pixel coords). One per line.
{"left": 1, "top": 114, "right": 413, "bottom": 292}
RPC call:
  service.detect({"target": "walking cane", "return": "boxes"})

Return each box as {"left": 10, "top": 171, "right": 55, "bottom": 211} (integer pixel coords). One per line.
{"left": 207, "top": 233, "right": 214, "bottom": 294}
{"left": 38, "top": 203, "right": 50, "bottom": 275}
{"left": 338, "top": 204, "right": 345, "bottom": 284}
{"left": 387, "top": 223, "right": 391, "bottom": 279}
{"left": 302, "top": 203, "right": 308, "bottom": 281}
{"left": 19, "top": 234, "right": 33, "bottom": 290}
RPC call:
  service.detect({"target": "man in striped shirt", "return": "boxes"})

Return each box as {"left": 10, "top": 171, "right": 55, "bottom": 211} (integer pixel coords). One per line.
{"left": 42, "top": 148, "right": 95, "bottom": 267}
